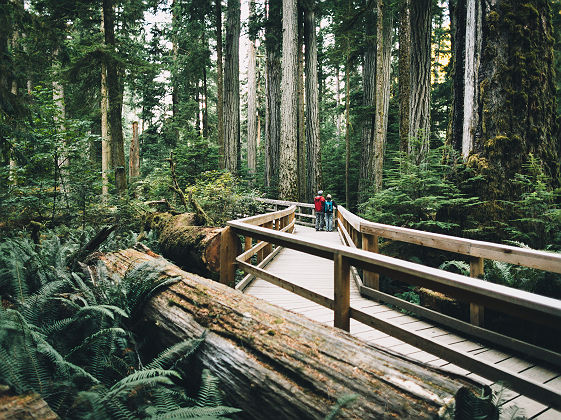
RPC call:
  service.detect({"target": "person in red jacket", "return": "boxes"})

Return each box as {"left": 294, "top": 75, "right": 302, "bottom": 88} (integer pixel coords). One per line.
{"left": 314, "top": 190, "right": 326, "bottom": 231}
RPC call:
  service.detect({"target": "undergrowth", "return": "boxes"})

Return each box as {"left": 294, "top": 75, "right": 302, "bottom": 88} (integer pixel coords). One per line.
{"left": 0, "top": 229, "right": 240, "bottom": 419}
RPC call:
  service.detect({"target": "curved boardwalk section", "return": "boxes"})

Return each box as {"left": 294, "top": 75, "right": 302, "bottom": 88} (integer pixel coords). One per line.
{"left": 244, "top": 225, "right": 561, "bottom": 419}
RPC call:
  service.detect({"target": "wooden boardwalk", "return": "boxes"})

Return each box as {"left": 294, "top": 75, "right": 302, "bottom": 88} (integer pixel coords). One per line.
{"left": 244, "top": 225, "right": 561, "bottom": 419}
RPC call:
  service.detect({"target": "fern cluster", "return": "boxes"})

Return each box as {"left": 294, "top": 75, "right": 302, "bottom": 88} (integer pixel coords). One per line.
{"left": 0, "top": 231, "right": 240, "bottom": 419}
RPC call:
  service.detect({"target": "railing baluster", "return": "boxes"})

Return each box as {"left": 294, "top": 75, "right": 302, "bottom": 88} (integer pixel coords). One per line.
{"left": 470, "top": 257, "right": 485, "bottom": 326}
{"left": 244, "top": 236, "right": 252, "bottom": 252}
{"left": 362, "top": 233, "right": 380, "bottom": 291}
{"left": 334, "top": 252, "right": 350, "bottom": 331}
{"left": 264, "top": 221, "right": 273, "bottom": 257}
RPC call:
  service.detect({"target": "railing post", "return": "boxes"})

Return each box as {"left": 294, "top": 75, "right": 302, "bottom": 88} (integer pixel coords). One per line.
{"left": 470, "top": 257, "right": 485, "bottom": 326}
{"left": 362, "top": 233, "right": 380, "bottom": 290}
{"left": 334, "top": 252, "right": 350, "bottom": 331}
{"left": 244, "top": 236, "right": 252, "bottom": 252}
{"left": 264, "top": 221, "right": 273, "bottom": 256}
{"left": 219, "top": 226, "right": 237, "bottom": 287}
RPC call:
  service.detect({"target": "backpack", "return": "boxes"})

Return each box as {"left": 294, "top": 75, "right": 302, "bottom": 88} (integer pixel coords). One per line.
{"left": 314, "top": 196, "right": 324, "bottom": 212}
{"left": 324, "top": 200, "right": 333, "bottom": 213}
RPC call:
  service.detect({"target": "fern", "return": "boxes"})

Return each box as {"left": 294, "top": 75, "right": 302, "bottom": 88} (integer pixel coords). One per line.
{"left": 439, "top": 260, "right": 470, "bottom": 277}
{"left": 146, "top": 335, "right": 206, "bottom": 370}
{"left": 324, "top": 393, "right": 358, "bottom": 420}
{"left": 151, "top": 406, "right": 242, "bottom": 419}
{"left": 196, "top": 369, "right": 222, "bottom": 407}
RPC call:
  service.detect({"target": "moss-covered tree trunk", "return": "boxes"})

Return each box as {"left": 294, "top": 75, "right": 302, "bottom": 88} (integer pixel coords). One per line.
{"left": 450, "top": 0, "right": 560, "bottom": 201}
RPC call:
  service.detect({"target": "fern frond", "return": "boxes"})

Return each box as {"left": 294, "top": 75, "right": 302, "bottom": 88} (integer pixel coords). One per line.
{"left": 66, "top": 328, "right": 128, "bottom": 358}
{"left": 106, "top": 376, "right": 176, "bottom": 401}
{"left": 151, "top": 405, "right": 242, "bottom": 419}
{"left": 146, "top": 335, "right": 206, "bottom": 370}
{"left": 196, "top": 369, "right": 222, "bottom": 407}
{"left": 439, "top": 261, "right": 470, "bottom": 276}
{"left": 325, "top": 394, "right": 358, "bottom": 420}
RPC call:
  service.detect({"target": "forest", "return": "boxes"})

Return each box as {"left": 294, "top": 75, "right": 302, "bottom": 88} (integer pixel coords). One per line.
{"left": 2, "top": 0, "right": 561, "bottom": 418}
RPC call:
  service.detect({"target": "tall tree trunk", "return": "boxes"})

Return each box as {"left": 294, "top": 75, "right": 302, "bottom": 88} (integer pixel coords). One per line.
{"left": 304, "top": 4, "right": 321, "bottom": 201}
{"left": 468, "top": 0, "right": 559, "bottom": 199}
{"left": 398, "top": 0, "right": 411, "bottom": 154}
{"left": 8, "top": 16, "right": 20, "bottom": 186}
{"left": 371, "top": 0, "right": 393, "bottom": 192}
{"left": 129, "top": 121, "right": 140, "bottom": 178}
{"left": 247, "top": 0, "right": 258, "bottom": 178}
{"left": 102, "top": 0, "right": 126, "bottom": 194}
{"left": 171, "top": 0, "right": 179, "bottom": 143}
{"left": 408, "top": 0, "right": 432, "bottom": 162}
{"left": 202, "top": 37, "right": 209, "bottom": 139}
{"left": 279, "top": 0, "right": 299, "bottom": 200}
{"left": 359, "top": 6, "right": 376, "bottom": 203}
{"left": 344, "top": 26, "right": 351, "bottom": 208}
{"left": 216, "top": 0, "right": 224, "bottom": 168}
{"left": 265, "top": 0, "right": 282, "bottom": 193}
{"left": 297, "top": 6, "right": 306, "bottom": 201}
{"left": 101, "top": 17, "right": 111, "bottom": 201}
{"left": 335, "top": 66, "right": 341, "bottom": 137}
{"left": 223, "top": 0, "right": 240, "bottom": 174}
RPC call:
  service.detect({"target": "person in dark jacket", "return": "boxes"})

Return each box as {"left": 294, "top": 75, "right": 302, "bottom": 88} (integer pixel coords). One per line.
{"left": 323, "top": 194, "right": 337, "bottom": 232}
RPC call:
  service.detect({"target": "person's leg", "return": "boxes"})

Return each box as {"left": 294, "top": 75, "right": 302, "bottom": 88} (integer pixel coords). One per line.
{"left": 319, "top": 212, "right": 325, "bottom": 230}
{"left": 327, "top": 213, "right": 333, "bottom": 231}
{"left": 315, "top": 211, "right": 319, "bottom": 230}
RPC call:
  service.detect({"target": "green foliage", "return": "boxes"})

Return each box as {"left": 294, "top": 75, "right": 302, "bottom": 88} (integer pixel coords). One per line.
{"left": 439, "top": 385, "right": 524, "bottom": 420}
{"left": 324, "top": 393, "right": 358, "bottom": 420}
{"left": 186, "top": 171, "right": 265, "bottom": 225}
{"left": 0, "top": 230, "right": 240, "bottom": 419}
{"left": 0, "top": 86, "right": 100, "bottom": 225}
{"left": 360, "top": 147, "right": 480, "bottom": 234}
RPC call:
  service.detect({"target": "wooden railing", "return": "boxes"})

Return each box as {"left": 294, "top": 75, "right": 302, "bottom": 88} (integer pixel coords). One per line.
{"left": 220, "top": 201, "right": 561, "bottom": 409}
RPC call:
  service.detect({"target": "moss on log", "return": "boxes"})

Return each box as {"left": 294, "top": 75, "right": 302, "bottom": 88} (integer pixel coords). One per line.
{"left": 93, "top": 246, "right": 482, "bottom": 419}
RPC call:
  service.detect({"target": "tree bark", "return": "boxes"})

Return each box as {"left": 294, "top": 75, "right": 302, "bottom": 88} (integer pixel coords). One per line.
{"left": 100, "top": 11, "right": 111, "bottom": 201}
{"left": 247, "top": 0, "right": 258, "bottom": 178}
{"left": 371, "top": 0, "right": 393, "bottom": 192}
{"left": 297, "top": 7, "right": 306, "bottom": 201}
{"left": 449, "top": 0, "right": 559, "bottom": 200}
{"left": 129, "top": 121, "right": 140, "bottom": 178}
{"left": 93, "top": 247, "right": 482, "bottom": 420}
{"left": 215, "top": 0, "right": 224, "bottom": 168}
{"left": 408, "top": 0, "right": 432, "bottom": 162}
{"left": 265, "top": 0, "right": 282, "bottom": 192}
{"left": 279, "top": 0, "right": 299, "bottom": 200}
{"left": 398, "top": 0, "right": 411, "bottom": 154}
{"left": 304, "top": 4, "right": 321, "bottom": 201}
{"left": 102, "top": 0, "right": 127, "bottom": 194}
{"left": 359, "top": 5, "right": 376, "bottom": 203}
{"left": 223, "top": 0, "right": 241, "bottom": 174}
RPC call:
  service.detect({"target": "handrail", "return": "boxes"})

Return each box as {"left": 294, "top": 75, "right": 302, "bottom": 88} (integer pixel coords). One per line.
{"left": 222, "top": 206, "right": 561, "bottom": 409}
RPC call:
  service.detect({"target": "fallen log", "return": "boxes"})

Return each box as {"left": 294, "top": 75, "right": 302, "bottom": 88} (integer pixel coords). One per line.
{"left": 157, "top": 213, "right": 238, "bottom": 280}
{"left": 0, "top": 386, "right": 59, "bottom": 420}
{"left": 94, "top": 246, "right": 482, "bottom": 420}
{"left": 139, "top": 212, "right": 240, "bottom": 280}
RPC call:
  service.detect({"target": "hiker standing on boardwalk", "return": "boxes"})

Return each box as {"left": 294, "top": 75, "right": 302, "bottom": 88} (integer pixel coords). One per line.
{"left": 314, "top": 190, "right": 325, "bottom": 231}
{"left": 324, "top": 194, "right": 337, "bottom": 232}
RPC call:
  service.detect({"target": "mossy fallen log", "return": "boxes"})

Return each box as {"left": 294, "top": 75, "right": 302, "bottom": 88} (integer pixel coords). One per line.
{"left": 92, "top": 245, "right": 482, "bottom": 419}
{"left": 0, "top": 386, "right": 59, "bottom": 420}
{"left": 140, "top": 212, "right": 241, "bottom": 280}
